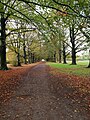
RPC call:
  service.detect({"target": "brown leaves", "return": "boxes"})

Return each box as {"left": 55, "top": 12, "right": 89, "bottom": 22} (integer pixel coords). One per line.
{"left": 48, "top": 67, "right": 90, "bottom": 117}
{"left": 49, "top": 67, "right": 90, "bottom": 93}
{"left": 0, "top": 63, "right": 38, "bottom": 105}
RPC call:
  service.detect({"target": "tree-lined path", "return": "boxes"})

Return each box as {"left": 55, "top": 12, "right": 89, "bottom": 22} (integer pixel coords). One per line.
{"left": 0, "top": 63, "right": 89, "bottom": 120}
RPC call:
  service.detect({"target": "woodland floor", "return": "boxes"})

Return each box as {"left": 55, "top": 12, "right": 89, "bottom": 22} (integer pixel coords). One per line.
{"left": 0, "top": 62, "right": 90, "bottom": 120}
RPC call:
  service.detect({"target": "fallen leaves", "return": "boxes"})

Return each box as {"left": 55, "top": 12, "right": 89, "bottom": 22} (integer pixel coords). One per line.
{"left": 0, "top": 63, "right": 90, "bottom": 119}
{"left": 48, "top": 66, "right": 90, "bottom": 117}
{"left": 49, "top": 67, "right": 90, "bottom": 93}
{"left": 0, "top": 63, "right": 39, "bottom": 105}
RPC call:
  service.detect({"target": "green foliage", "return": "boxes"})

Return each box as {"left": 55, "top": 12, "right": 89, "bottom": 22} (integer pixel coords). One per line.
{"left": 0, "top": 3, "right": 4, "bottom": 13}
{"left": 0, "top": 0, "right": 90, "bottom": 68}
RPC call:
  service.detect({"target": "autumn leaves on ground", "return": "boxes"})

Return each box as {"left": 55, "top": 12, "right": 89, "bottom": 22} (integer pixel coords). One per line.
{"left": 0, "top": 63, "right": 38, "bottom": 105}
{"left": 0, "top": 62, "right": 90, "bottom": 120}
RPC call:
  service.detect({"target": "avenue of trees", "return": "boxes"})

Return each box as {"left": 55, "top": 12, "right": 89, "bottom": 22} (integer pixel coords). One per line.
{"left": 0, "top": 0, "right": 90, "bottom": 69}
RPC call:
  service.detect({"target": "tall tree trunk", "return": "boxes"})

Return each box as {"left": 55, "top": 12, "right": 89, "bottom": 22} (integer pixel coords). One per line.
{"left": 58, "top": 39, "right": 62, "bottom": 63}
{"left": 0, "top": 53, "right": 1, "bottom": 68}
{"left": 70, "top": 25, "right": 76, "bottom": 65}
{"left": 28, "top": 51, "right": 31, "bottom": 64}
{"left": 0, "top": 26, "right": 1, "bottom": 68}
{"left": 56, "top": 51, "right": 59, "bottom": 63}
{"left": 23, "top": 45, "right": 27, "bottom": 64}
{"left": 28, "top": 47, "right": 31, "bottom": 64}
{"left": 1, "top": 14, "right": 8, "bottom": 69}
{"left": 17, "top": 39, "right": 21, "bottom": 66}
{"left": 72, "top": 45, "right": 76, "bottom": 65}
{"left": 88, "top": 49, "right": 90, "bottom": 68}
{"left": 32, "top": 53, "right": 35, "bottom": 63}
{"left": 58, "top": 49, "right": 62, "bottom": 63}
{"left": 53, "top": 51, "right": 56, "bottom": 62}
{"left": 63, "top": 42, "right": 67, "bottom": 64}
{"left": 23, "top": 35, "right": 27, "bottom": 64}
{"left": 17, "top": 52, "right": 21, "bottom": 66}
{"left": 56, "top": 50, "right": 62, "bottom": 63}
{"left": 31, "top": 53, "right": 33, "bottom": 63}
{"left": 88, "top": 60, "right": 90, "bottom": 68}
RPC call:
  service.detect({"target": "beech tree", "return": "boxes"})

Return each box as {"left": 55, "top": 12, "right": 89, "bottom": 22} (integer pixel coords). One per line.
{"left": 0, "top": 1, "right": 22, "bottom": 69}
{"left": 0, "top": 0, "right": 38, "bottom": 69}
{"left": 0, "top": 0, "right": 90, "bottom": 69}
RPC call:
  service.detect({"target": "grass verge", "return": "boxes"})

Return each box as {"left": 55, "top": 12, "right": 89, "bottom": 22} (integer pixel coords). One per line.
{"left": 47, "top": 61, "right": 90, "bottom": 77}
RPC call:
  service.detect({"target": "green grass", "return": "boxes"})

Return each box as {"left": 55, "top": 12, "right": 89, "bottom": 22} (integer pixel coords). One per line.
{"left": 47, "top": 61, "right": 90, "bottom": 77}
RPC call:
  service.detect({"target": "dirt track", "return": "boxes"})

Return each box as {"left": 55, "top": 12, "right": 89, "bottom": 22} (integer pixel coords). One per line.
{"left": 0, "top": 63, "right": 89, "bottom": 120}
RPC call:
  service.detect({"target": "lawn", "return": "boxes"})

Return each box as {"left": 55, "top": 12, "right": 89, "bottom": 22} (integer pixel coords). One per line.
{"left": 47, "top": 61, "right": 90, "bottom": 77}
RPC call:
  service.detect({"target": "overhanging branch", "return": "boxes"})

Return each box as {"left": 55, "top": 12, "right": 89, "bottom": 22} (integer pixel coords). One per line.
{"left": 18, "top": 0, "right": 90, "bottom": 18}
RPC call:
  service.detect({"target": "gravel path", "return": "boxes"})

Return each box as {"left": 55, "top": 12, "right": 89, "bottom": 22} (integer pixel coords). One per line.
{"left": 0, "top": 63, "right": 89, "bottom": 120}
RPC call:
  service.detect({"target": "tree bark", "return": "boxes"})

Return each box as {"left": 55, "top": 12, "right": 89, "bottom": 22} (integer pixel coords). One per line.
{"left": 28, "top": 47, "right": 31, "bottom": 64}
{"left": 28, "top": 52, "right": 31, "bottom": 64}
{"left": 31, "top": 53, "right": 35, "bottom": 63}
{"left": 70, "top": 25, "right": 76, "bottom": 65}
{"left": 63, "top": 42, "right": 67, "bottom": 64}
{"left": 23, "top": 44, "right": 27, "bottom": 64}
{"left": 32, "top": 53, "right": 35, "bottom": 63}
{"left": 88, "top": 61, "right": 90, "bottom": 68}
{"left": 87, "top": 49, "right": 90, "bottom": 68}
{"left": 17, "top": 52, "right": 21, "bottom": 66}
{"left": 1, "top": 14, "right": 8, "bottom": 69}
{"left": 23, "top": 35, "right": 27, "bottom": 64}
{"left": 53, "top": 51, "right": 56, "bottom": 62}
{"left": 17, "top": 38, "right": 21, "bottom": 66}
{"left": 58, "top": 49, "right": 62, "bottom": 63}
{"left": 0, "top": 26, "right": 1, "bottom": 68}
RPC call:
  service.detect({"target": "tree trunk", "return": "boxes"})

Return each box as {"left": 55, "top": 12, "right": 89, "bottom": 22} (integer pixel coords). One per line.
{"left": 0, "top": 29, "right": 1, "bottom": 68}
{"left": 88, "top": 49, "right": 90, "bottom": 68}
{"left": 71, "top": 48, "right": 76, "bottom": 65}
{"left": 23, "top": 46, "right": 27, "bottom": 64}
{"left": 56, "top": 50, "right": 62, "bottom": 63}
{"left": 1, "top": 14, "right": 8, "bottom": 69}
{"left": 28, "top": 48, "right": 31, "bottom": 64}
{"left": 23, "top": 40, "right": 27, "bottom": 64}
{"left": 70, "top": 26, "right": 76, "bottom": 65}
{"left": 63, "top": 42, "right": 67, "bottom": 64}
{"left": 56, "top": 50, "right": 59, "bottom": 63}
{"left": 31, "top": 53, "right": 35, "bottom": 63}
{"left": 53, "top": 51, "right": 56, "bottom": 62}
{"left": 17, "top": 39, "right": 21, "bottom": 66}
{"left": 88, "top": 60, "right": 90, "bottom": 68}
{"left": 17, "top": 52, "right": 21, "bottom": 66}
{"left": 58, "top": 49, "right": 62, "bottom": 63}
{"left": 28, "top": 53, "right": 31, "bottom": 64}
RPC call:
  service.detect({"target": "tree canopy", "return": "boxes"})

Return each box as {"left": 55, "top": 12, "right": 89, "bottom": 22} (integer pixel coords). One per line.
{"left": 0, "top": 0, "right": 90, "bottom": 69}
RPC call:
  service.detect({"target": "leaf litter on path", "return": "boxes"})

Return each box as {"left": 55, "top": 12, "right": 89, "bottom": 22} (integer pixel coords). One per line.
{"left": 0, "top": 63, "right": 90, "bottom": 120}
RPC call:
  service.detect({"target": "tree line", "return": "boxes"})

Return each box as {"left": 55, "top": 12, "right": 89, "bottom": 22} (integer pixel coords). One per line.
{"left": 0, "top": 0, "right": 90, "bottom": 69}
